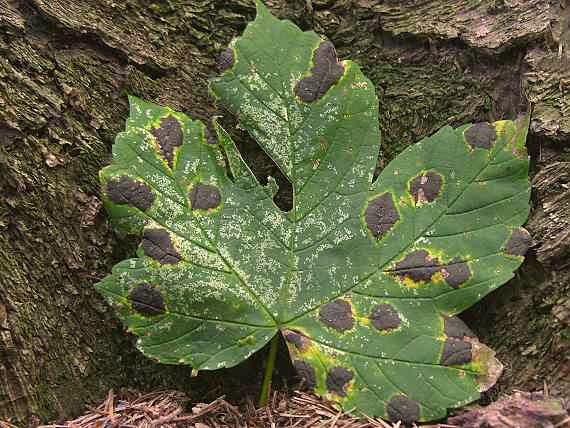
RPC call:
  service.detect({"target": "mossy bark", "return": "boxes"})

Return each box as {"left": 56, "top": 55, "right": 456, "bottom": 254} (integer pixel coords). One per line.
{"left": 0, "top": 0, "right": 568, "bottom": 423}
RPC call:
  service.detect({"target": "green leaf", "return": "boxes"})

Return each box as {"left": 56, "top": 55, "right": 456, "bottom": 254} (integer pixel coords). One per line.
{"left": 96, "top": 2, "right": 531, "bottom": 423}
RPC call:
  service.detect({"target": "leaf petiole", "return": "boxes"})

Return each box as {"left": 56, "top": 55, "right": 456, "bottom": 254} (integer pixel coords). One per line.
{"left": 259, "top": 333, "right": 279, "bottom": 407}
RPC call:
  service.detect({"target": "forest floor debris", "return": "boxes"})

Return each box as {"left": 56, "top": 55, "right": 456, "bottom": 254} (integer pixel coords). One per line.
{"left": 35, "top": 389, "right": 397, "bottom": 428}
{"left": 12, "top": 388, "right": 568, "bottom": 428}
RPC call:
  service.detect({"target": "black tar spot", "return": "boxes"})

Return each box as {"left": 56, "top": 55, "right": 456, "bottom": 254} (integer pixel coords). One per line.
{"left": 293, "top": 360, "right": 317, "bottom": 390}
{"left": 505, "top": 228, "right": 531, "bottom": 257}
{"left": 442, "top": 259, "right": 471, "bottom": 289}
{"left": 387, "top": 395, "right": 421, "bottom": 424}
{"left": 444, "top": 316, "right": 475, "bottom": 339}
{"left": 129, "top": 283, "right": 165, "bottom": 317}
{"left": 190, "top": 183, "right": 221, "bottom": 210}
{"left": 370, "top": 304, "right": 401, "bottom": 332}
{"left": 204, "top": 126, "right": 217, "bottom": 145}
{"left": 218, "top": 48, "right": 235, "bottom": 72}
{"left": 284, "top": 330, "right": 303, "bottom": 348}
{"left": 326, "top": 367, "right": 353, "bottom": 397}
{"left": 141, "top": 229, "right": 181, "bottom": 265}
{"left": 294, "top": 41, "right": 345, "bottom": 103}
{"left": 465, "top": 122, "right": 496, "bottom": 150}
{"left": 441, "top": 338, "right": 473, "bottom": 366}
{"left": 410, "top": 171, "right": 443, "bottom": 205}
{"left": 106, "top": 176, "right": 155, "bottom": 211}
{"left": 284, "top": 330, "right": 310, "bottom": 351}
{"left": 319, "top": 299, "right": 354, "bottom": 332}
{"left": 365, "top": 193, "right": 400, "bottom": 239}
{"left": 392, "top": 250, "right": 441, "bottom": 283}
{"left": 151, "top": 116, "right": 183, "bottom": 168}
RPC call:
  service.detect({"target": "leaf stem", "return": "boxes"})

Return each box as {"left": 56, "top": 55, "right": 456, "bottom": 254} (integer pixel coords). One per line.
{"left": 259, "top": 333, "right": 279, "bottom": 407}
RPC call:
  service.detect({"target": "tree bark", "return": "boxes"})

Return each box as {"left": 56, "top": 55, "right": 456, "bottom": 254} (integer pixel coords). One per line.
{"left": 0, "top": 0, "right": 568, "bottom": 423}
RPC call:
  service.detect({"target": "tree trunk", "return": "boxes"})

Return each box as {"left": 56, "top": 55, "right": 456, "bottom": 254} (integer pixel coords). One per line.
{"left": 1, "top": 0, "right": 568, "bottom": 423}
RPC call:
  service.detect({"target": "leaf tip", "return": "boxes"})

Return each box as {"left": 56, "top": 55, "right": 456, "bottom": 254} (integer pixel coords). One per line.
{"left": 468, "top": 338, "right": 504, "bottom": 393}
{"left": 127, "top": 94, "right": 143, "bottom": 109}
{"left": 254, "top": 0, "right": 269, "bottom": 16}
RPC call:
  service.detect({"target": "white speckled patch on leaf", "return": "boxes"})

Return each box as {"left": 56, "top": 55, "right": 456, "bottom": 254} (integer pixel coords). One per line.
{"left": 97, "top": 1, "right": 531, "bottom": 423}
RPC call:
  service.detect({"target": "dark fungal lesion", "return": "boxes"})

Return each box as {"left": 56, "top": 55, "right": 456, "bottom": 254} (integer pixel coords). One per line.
{"left": 464, "top": 122, "right": 497, "bottom": 150}
{"left": 141, "top": 229, "right": 181, "bottom": 265}
{"left": 441, "top": 258, "right": 471, "bottom": 289}
{"left": 389, "top": 250, "right": 471, "bottom": 289}
{"left": 293, "top": 360, "right": 317, "bottom": 390}
{"left": 386, "top": 395, "right": 421, "bottom": 425}
{"left": 318, "top": 299, "right": 354, "bottom": 333}
{"left": 189, "top": 183, "right": 222, "bottom": 210}
{"left": 294, "top": 41, "right": 345, "bottom": 103}
{"left": 409, "top": 171, "right": 443, "bottom": 205}
{"left": 390, "top": 250, "right": 441, "bottom": 283}
{"left": 444, "top": 316, "right": 476, "bottom": 339}
{"left": 283, "top": 329, "right": 311, "bottom": 352}
{"left": 128, "top": 283, "right": 166, "bottom": 317}
{"left": 217, "top": 47, "right": 235, "bottom": 72}
{"left": 204, "top": 125, "right": 218, "bottom": 145}
{"left": 504, "top": 228, "right": 532, "bottom": 257}
{"left": 326, "top": 367, "right": 353, "bottom": 397}
{"left": 441, "top": 338, "right": 473, "bottom": 366}
{"left": 151, "top": 116, "right": 183, "bottom": 168}
{"left": 106, "top": 176, "right": 155, "bottom": 211}
{"left": 369, "top": 304, "right": 401, "bottom": 333}
{"left": 364, "top": 192, "right": 400, "bottom": 240}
